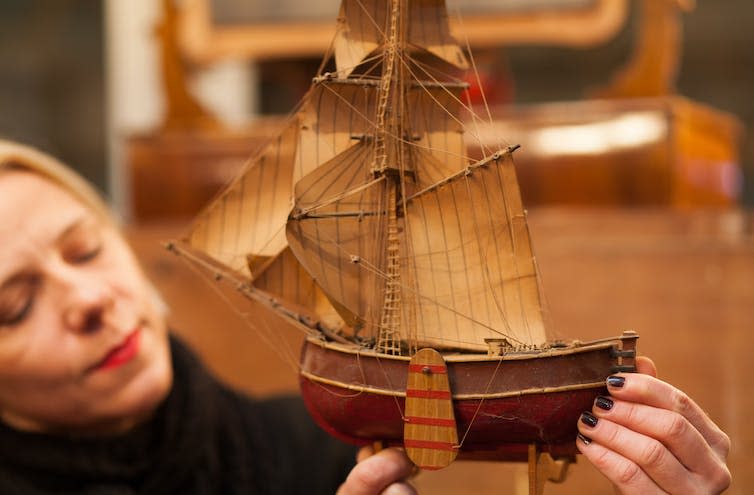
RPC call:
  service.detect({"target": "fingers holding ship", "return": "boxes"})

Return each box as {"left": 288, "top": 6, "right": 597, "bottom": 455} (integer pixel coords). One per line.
{"left": 577, "top": 356, "right": 731, "bottom": 494}
{"left": 337, "top": 446, "right": 418, "bottom": 495}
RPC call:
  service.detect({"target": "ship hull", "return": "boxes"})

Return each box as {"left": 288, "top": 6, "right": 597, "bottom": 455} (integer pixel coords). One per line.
{"left": 299, "top": 334, "right": 637, "bottom": 462}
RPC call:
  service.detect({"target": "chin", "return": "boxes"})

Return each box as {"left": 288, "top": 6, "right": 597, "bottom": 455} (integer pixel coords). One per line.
{"left": 91, "top": 338, "right": 174, "bottom": 434}
{"left": 122, "top": 342, "right": 173, "bottom": 420}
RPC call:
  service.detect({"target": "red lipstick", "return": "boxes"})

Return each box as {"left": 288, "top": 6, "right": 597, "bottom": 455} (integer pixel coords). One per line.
{"left": 95, "top": 329, "right": 141, "bottom": 371}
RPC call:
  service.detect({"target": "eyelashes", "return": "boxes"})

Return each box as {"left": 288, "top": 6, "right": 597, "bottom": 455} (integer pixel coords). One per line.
{"left": 69, "top": 244, "right": 102, "bottom": 264}
{"left": 0, "top": 297, "right": 34, "bottom": 327}
{"left": 0, "top": 276, "right": 39, "bottom": 328}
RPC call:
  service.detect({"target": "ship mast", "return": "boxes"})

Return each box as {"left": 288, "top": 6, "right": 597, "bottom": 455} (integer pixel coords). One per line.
{"left": 374, "top": 0, "right": 409, "bottom": 355}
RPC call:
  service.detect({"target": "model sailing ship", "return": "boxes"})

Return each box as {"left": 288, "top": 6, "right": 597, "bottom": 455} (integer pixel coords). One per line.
{"left": 171, "top": 0, "right": 638, "bottom": 471}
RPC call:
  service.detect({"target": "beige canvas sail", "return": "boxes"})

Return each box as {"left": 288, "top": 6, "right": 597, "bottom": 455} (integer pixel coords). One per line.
{"left": 333, "top": 0, "right": 468, "bottom": 77}
{"left": 182, "top": 0, "right": 547, "bottom": 351}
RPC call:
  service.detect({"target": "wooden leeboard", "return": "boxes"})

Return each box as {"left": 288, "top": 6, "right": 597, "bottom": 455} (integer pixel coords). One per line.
{"left": 404, "top": 348, "right": 459, "bottom": 470}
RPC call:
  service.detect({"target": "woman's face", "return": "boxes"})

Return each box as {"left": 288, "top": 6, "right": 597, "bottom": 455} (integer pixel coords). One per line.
{"left": 0, "top": 171, "right": 172, "bottom": 434}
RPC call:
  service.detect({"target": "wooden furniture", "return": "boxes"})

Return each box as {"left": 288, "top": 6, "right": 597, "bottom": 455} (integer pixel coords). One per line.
{"left": 470, "top": 96, "right": 743, "bottom": 207}
{"left": 128, "top": 94, "right": 742, "bottom": 221}
{"left": 127, "top": 119, "right": 282, "bottom": 220}
{"left": 126, "top": 0, "right": 744, "bottom": 222}
{"left": 128, "top": 209, "right": 753, "bottom": 494}
{"left": 175, "top": 0, "right": 631, "bottom": 64}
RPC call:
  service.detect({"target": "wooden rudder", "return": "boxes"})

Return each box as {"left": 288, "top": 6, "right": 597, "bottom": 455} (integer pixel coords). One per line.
{"left": 404, "top": 348, "right": 459, "bottom": 470}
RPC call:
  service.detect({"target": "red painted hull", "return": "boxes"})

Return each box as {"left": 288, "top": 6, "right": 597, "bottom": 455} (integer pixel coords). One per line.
{"left": 299, "top": 335, "right": 637, "bottom": 462}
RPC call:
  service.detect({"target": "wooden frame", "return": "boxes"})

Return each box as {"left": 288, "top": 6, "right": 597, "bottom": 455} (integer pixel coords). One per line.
{"left": 176, "top": 0, "right": 629, "bottom": 65}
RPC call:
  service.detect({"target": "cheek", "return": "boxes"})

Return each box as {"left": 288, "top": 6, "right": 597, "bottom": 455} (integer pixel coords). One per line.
{"left": 0, "top": 303, "right": 78, "bottom": 386}
{"left": 0, "top": 333, "right": 80, "bottom": 411}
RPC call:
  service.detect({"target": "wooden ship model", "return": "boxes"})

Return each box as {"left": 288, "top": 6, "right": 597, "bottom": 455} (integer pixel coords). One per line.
{"left": 171, "top": 0, "right": 638, "bottom": 472}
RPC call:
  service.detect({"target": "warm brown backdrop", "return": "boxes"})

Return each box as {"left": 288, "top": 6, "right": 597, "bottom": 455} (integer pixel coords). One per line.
{"left": 128, "top": 208, "right": 753, "bottom": 494}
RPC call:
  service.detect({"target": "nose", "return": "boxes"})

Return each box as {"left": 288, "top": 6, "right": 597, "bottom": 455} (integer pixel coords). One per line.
{"left": 60, "top": 272, "right": 114, "bottom": 334}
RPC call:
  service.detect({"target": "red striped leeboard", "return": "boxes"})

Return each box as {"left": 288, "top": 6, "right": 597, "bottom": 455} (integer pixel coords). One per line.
{"left": 403, "top": 348, "right": 459, "bottom": 470}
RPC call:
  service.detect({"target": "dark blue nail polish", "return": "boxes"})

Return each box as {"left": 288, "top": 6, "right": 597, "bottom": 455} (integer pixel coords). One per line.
{"left": 595, "top": 396, "right": 614, "bottom": 411}
{"left": 581, "top": 411, "right": 598, "bottom": 427}
{"left": 607, "top": 375, "right": 625, "bottom": 388}
{"left": 577, "top": 432, "right": 592, "bottom": 445}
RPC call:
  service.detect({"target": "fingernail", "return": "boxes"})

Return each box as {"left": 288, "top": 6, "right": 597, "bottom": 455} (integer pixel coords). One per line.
{"left": 595, "top": 396, "right": 614, "bottom": 411}
{"left": 581, "top": 411, "right": 598, "bottom": 428}
{"left": 607, "top": 375, "right": 625, "bottom": 388}
{"left": 577, "top": 432, "right": 592, "bottom": 445}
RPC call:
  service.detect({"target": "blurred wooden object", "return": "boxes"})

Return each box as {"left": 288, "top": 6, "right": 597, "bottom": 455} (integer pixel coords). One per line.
{"left": 528, "top": 444, "right": 570, "bottom": 495}
{"left": 127, "top": 208, "right": 754, "bottom": 494}
{"left": 155, "top": 0, "right": 221, "bottom": 132}
{"left": 471, "top": 96, "right": 742, "bottom": 207}
{"left": 125, "top": 0, "right": 743, "bottom": 222}
{"left": 128, "top": 94, "right": 742, "bottom": 221}
{"left": 127, "top": 98, "right": 742, "bottom": 221}
{"left": 127, "top": 119, "right": 283, "bottom": 220}
{"left": 175, "top": 0, "right": 630, "bottom": 64}
{"left": 590, "top": 0, "right": 695, "bottom": 99}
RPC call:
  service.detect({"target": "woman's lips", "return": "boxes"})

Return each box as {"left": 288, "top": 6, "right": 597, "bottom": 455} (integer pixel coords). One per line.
{"left": 94, "top": 329, "right": 142, "bottom": 371}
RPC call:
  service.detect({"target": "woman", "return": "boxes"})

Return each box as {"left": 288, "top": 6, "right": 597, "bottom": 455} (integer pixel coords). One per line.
{"left": 0, "top": 140, "right": 730, "bottom": 494}
{"left": 0, "top": 140, "right": 356, "bottom": 494}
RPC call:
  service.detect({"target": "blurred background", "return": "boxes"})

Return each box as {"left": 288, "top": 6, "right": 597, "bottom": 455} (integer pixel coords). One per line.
{"left": 1, "top": 0, "right": 752, "bottom": 493}
{"left": 1, "top": 0, "right": 752, "bottom": 213}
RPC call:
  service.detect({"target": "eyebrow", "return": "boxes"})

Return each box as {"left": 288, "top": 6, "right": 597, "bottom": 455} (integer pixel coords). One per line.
{"left": 0, "top": 214, "right": 92, "bottom": 288}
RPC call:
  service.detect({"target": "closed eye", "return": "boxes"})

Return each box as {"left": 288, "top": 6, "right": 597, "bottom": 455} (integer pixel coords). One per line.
{"left": 0, "top": 297, "right": 34, "bottom": 327}
{"left": 70, "top": 244, "right": 102, "bottom": 264}
{"left": 0, "top": 276, "right": 39, "bottom": 328}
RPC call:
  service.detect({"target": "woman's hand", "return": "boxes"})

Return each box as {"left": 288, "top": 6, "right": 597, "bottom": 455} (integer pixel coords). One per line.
{"left": 337, "top": 446, "right": 417, "bottom": 495}
{"left": 577, "top": 356, "right": 731, "bottom": 494}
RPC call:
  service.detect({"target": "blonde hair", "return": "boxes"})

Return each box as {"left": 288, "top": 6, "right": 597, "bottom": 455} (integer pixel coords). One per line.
{"left": 0, "top": 139, "right": 170, "bottom": 317}
{"left": 0, "top": 139, "right": 115, "bottom": 225}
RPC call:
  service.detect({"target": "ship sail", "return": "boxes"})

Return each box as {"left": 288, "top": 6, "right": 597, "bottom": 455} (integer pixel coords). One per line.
{"left": 332, "top": 0, "right": 468, "bottom": 78}
{"left": 180, "top": 0, "right": 548, "bottom": 353}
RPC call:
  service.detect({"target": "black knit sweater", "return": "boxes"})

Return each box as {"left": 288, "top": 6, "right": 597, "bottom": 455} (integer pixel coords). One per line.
{"left": 0, "top": 336, "right": 357, "bottom": 494}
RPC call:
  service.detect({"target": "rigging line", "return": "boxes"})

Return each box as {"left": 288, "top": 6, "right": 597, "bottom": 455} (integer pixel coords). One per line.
{"left": 232, "top": 153, "right": 247, "bottom": 265}
{"left": 404, "top": 54, "right": 499, "bottom": 160}
{"left": 353, "top": 0, "right": 390, "bottom": 39}
{"left": 374, "top": 354, "right": 408, "bottom": 421}
{"left": 318, "top": 53, "right": 386, "bottom": 83}
{"left": 404, "top": 53, "right": 505, "bottom": 159}
{"left": 307, "top": 226, "right": 526, "bottom": 346}
{"left": 527, "top": 221, "right": 559, "bottom": 339}
{"left": 532, "top": 252, "right": 558, "bottom": 339}
{"left": 313, "top": 0, "right": 390, "bottom": 79}
{"left": 186, "top": 114, "right": 299, "bottom": 249}
{"left": 313, "top": 50, "right": 470, "bottom": 161}
{"left": 247, "top": 135, "right": 282, "bottom": 264}
{"left": 406, "top": 147, "right": 517, "bottom": 201}
{"left": 293, "top": 137, "right": 366, "bottom": 203}
{"left": 445, "top": 163, "right": 489, "bottom": 343}
{"left": 314, "top": 75, "right": 473, "bottom": 168}
{"left": 451, "top": 7, "right": 498, "bottom": 155}
{"left": 394, "top": 81, "right": 484, "bottom": 173}
{"left": 495, "top": 157, "right": 540, "bottom": 344}
{"left": 309, "top": 374, "right": 365, "bottom": 398}
{"left": 169, "top": 243, "right": 328, "bottom": 339}
{"left": 314, "top": 0, "right": 340, "bottom": 76}
{"left": 398, "top": 54, "right": 468, "bottom": 134}
{"left": 297, "top": 222, "right": 482, "bottom": 344}
{"left": 430, "top": 175, "right": 464, "bottom": 343}
{"left": 294, "top": 175, "right": 386, "bottom": 217}
{"left": 464, "top": 157, "right": 516, "bottom": 338}
{"left": 314, "top": 80, "right": 383, "bottom": 140}
{"left": 455, "top": 355, "right": 505, "bottom": 449}
{"left": 174, "top": 251, "right": 302, "bottom": 374}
